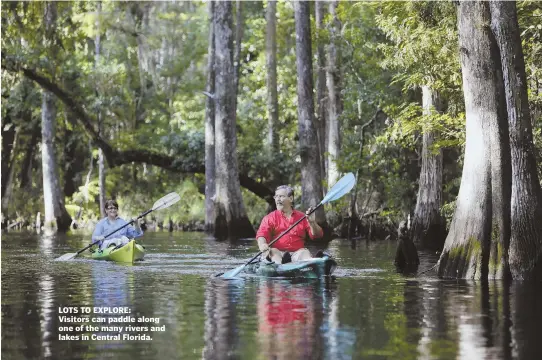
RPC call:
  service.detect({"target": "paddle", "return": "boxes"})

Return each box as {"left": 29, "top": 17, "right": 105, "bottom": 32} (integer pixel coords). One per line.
{"left": 55, "top": 192, "right": 181, "bottom": 261}
{"left": 219, "top": 173, "right": 356, "bottom": 278}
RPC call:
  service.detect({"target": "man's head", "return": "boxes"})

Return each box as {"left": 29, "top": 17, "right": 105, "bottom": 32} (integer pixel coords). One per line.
{"left": 104, "top": 199, "right": 119, "bottom": 216}
{"left": 274, "top": 185, "right": 294, "bottom": 212}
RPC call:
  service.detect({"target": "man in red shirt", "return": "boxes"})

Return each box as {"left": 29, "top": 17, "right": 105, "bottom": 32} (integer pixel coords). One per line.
{"left": 256, "top": 185, "right": 323, "bottom": 264}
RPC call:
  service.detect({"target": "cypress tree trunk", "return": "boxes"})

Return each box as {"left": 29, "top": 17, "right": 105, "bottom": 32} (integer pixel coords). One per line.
{"left": 315, "top": 2, "right": 327, "bottom": 181}
{"left": 438, "top": 2, "right": 506, "bottom": 279}
{"left": 213, "top": 1, "right": 254, "bottom": 239}
{"left": 294, "top": 1, "right": 325, "bottom": 224}
{"left": 40, "top": 1, "right": 71, "bottom": 233}
{"left": 326, "top": 1, "right": 342, "bottom": 189}
{"left": 41, "top": 91, "right": 72, "bottom": 232}
{"left": 205, "top": 0, "right": 216, "bottom": 234}
{"left": 411, "top": 86, "right": 446, "bottom": 251}
{"left": 490, "top": 1, "right": 542, "bottom": 280}
{"left": 265, "top": 0, "right": 279, "bottom": 155}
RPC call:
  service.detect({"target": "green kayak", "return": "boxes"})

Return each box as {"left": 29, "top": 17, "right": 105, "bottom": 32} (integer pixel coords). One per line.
{"left": 90, "top": 239, "right": 145, "bottom": 263}
{"left": 243, "top": 255, "right": 337, "bottom": 278}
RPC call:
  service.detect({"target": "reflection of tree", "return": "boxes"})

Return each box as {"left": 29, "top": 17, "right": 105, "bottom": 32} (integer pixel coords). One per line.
{"left": 403, "top": 281, "right": 423, "bottom": 350}
{"left": 383, "top": 280, "right": 461, "bottom": 359}
{"left": 513, "top": 279, "right": 542, "bottom": 360}
{"left": 202, "top": 279, "right": 238, "bottom": 360}
{"left": 1, "top": 267, "right": 43, "bottom": 358}
{"left": 419, "top": 281, "right": 457, "bottom": 359}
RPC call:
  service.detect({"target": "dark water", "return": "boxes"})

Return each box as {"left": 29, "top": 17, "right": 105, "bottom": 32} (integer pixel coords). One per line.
{"left": 1, "top": 232, "right": 542, "bottom": 360}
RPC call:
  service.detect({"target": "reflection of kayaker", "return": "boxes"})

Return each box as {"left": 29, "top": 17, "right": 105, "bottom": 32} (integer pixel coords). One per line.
{"left": 257, "top": 282, "right": 317, "bottom": 359}
{"left": 92, "top": 200, "right": 143, "bottom": 251}
{"left": 256, "top": 185, "right": 323, "bottom": 264}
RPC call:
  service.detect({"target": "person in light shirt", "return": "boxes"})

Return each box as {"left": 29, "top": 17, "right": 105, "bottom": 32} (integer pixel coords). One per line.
{"left": 256, "top": 185, "right": 323, "bottom": 264}
{"left": 92, "top": 199, "right": 143, "bottom": 250}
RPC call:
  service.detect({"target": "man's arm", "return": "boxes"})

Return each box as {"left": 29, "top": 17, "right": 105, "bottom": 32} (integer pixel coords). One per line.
{"left": 256, "top": 215, "right": 272, "bottom": 252}
{"left": 257, "top": 237, "right": 269, "bottom": 252}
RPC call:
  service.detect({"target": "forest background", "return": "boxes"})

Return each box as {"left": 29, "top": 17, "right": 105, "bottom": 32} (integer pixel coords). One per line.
{"left": 2, "top": 1, "right": 542, "bottom": 279}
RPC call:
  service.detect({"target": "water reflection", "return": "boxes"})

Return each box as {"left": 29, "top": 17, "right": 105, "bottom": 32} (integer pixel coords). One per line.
{"left": 512, "top": 279, "right": 542, "bottom": 360}
{"left": 39, "top": 273, "right": 55, "bottom": 358}
{"left": 2, "top": 233, "right": 542, "bottom": 360}
{"left": 257, "top": 280, "right": 320, "bottom": 359}
{"left": 91, "top": 266, "right": 133, "bottom": 351}
{"left": 202, "top": 279, "right": 239, "bottom": 359}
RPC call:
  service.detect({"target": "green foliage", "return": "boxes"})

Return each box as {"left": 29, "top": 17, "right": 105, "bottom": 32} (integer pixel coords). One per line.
{"left": 2, "top": 0, "right": 542, "bottom": 232}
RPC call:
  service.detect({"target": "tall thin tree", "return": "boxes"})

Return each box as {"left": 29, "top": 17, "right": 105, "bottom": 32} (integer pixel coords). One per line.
{"left": 266, "top": 0, "right": 279, "bottom": 155}
{"left": 205, "top": 0, "right": 216, "bottom": 234}
{"left": 96, "top": 1, "right": 106, "bottom": 217}
{"left": 293, "top": 1, "right": 325, "bottom": 224}
{"left": 315, "top": 2, "right": 327, "bottom": 181}
{"left": 326, "top": 1, "right": 343, "bottom": 188}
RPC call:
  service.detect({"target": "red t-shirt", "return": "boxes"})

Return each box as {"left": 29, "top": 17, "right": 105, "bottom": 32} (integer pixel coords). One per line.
{"left": 256, "top": 210, "right": 322, "bottom": 252}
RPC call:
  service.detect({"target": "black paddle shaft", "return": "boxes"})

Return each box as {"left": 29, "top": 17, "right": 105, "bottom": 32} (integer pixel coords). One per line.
{"left": 75, "top": 209, "right": 152, "bottom": 256}
{"left": 243, "top": 203, "right": 323, "bottom": 267}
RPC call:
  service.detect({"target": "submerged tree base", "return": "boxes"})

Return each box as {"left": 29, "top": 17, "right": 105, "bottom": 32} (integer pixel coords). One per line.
{"left": 438, "top": 238, "right": 483, "bottom": 279}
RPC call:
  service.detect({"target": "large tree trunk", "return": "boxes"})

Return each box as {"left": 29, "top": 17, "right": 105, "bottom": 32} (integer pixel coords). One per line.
{"left": 205, "top": 0, "right": 216, "bottom": 234}
{"left": 40, "top": 1, "right": 71, "bottom": 233}
{"left": 213, "top": 1, "right": 254, "bottom": 240}
{"left": 294, "top": 1, "right": 325, "bottom": 224}
{"left": 438, "top": 2, "right": 506, "bottom": 279}
{"left": 326, "top": 1, "right": 342, "bottom": 189}
{"left": 411, "top": 86, "right": 446, "bottom": 252}
{"left": 314, "top": 2, "right": 327, "bottom": 181}
{"left": 490, "top": 1, "right": 542, "bottom": 280}
{"left": 41, "top": 91, "right": 72, "bottom": 232}
{"left": 265, "top": 0, "right": 279, "bottom": 155}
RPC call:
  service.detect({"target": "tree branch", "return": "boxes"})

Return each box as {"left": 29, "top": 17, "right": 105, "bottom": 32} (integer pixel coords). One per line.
{"left": 3, "top": 59, "right": 275, "bottom": 205}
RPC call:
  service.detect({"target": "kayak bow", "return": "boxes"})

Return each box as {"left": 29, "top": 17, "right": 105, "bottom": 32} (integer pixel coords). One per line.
{"left": 91, "top": 239, "right": 145, "bottom": 263}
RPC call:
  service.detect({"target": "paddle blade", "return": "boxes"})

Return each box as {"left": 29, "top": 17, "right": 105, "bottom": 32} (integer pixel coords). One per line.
{"left": 321, "top": 173, "right": 356, "bottom": 205}
{"left": 152, "top": 192, "right": 181, "bottom": 211}
{"left": 219, "top": 264, "right": 245, "bottom": 279}
{"left": 55, "top": 253, "right": 78, "bottom": 261}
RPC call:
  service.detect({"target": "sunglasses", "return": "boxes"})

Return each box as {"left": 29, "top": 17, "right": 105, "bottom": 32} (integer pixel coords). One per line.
{"left": 106, "top": 207, "right": 118, "bottom": 210}
{"left": 273, "top": 195, "right": 290, "bottom": 200}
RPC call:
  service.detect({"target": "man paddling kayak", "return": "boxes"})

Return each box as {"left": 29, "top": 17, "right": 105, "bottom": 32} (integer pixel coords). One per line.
{"left": 92, "top": 200, "right": 143, "bottom": 250}
{"left": 256, "top": 185, "right": 323, "bottom": 264}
